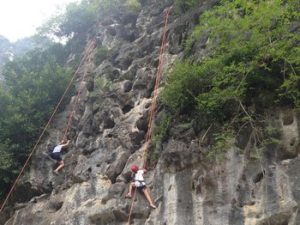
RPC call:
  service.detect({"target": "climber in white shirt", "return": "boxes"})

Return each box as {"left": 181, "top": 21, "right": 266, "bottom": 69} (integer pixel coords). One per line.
{"left": 125, "top": 164, "right": 156, "bottom": 209}
{"left": 50, "top": 140, "right": 70, "bottom": 174}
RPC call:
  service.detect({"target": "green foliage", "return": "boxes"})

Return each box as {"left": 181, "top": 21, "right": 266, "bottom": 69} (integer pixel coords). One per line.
{"left": 38, "top": 0, "right": 138, "bottom": 42}
{"left": 174, "top": 0, "right": 199, "bottom": 13}
{"left": 206, "top": 130, "right": 234, "bottom": 161}
{"left": 162, "top": 59, "right": 243, "bottom": 122}
{"left": 38, "top": 0, "right": 103, "bottom": 55}
{"left": 37, "top": 0, "right": 129, "bottom": 61}
{"left": 98, "top": 0, "right": 142, "bottom": 12}
{"left": 38, "top": 0, "right": 126, "bottom": 37}
{"left": 97, "top": 0, "right": 122, "bottom": 11}
{"left": 162, "top": 62, "right": 199, "bottom": 113}
{"left": 188, "top": 0, "right": 299, "bottom": 106}
{"left": 59, "top": 1, "right": 98, "bottom": 37}
{"left": 146, "top": 145, "right": 160, "bottom": 168}
{"left": 39, "top": 0, "right": 100, "bottom": 38}
{"left": 0, "top": 43, "right": 72, "bottom": 200}
{"left": 265, "top": 124, "right": 281, "bottom": 139}
{"left": 163, "top": 0, "right": 299, "bottom": 123}
{"left": 94, "top": 45, "right": 109, "bottom": 65}
{"left": 0, "top": 141, "right": 15, "bottom": 198}
{"left": 162, "top": 0, "right": 299, "bottom": 159}
{"left": 278, "top": 70, "right": 300, "bottom": 108}
{"left": 261, "top": 124, "right": 282, "bottom": 147}
{"left": 94, "top": 76, "right": 112, "bottom": 93}
{"left": 126, "top": 0, "right": 141, "bottom": 12}
{"left": 0, "top": 142, "right": 13, "bottom": 172}
{"left": 153, "top": 114, "right": 172, "bottom": 144}
{"left": 146, "top": 114, "right": 171, "bottom": 166}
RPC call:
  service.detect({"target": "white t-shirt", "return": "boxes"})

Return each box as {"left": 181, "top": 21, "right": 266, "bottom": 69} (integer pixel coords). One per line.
{"left": 134, "top": 170, "right": 146, "bottom": 187}
{"left": 135, "top": 170, "right": 144, "bottom": 181}
{"left": 52, "top": 144, "right": 64, "bottom": 153}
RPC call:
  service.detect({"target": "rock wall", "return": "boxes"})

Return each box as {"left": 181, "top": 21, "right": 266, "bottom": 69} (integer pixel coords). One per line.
{"left": 2, "top": 0, "right": 300, "bottom": 225}
{"left": 151, "top": 109, "right": 300, "bottom": 225}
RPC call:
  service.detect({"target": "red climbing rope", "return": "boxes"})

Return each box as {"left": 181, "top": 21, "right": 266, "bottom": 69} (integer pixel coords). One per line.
{"left": 62, "top": 40, "right": 96, "bottom": 140}
{"left": 127, "top": 7, "right": 172, "bottom": 225}
{"left": 0, "top": 39, "right": 96, "bottom": 213}
{"left": 143, "top": 6, "right": 172, "bottom": 169}
{"left": 127, "top": 188, "right": 137, "bottom": 225}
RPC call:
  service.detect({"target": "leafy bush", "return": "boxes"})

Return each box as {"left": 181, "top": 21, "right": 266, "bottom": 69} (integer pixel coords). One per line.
{"left": 126, "top": 0, "right": 141, "bottom": 12}
{"left": 206, "top": 130, "right": 234, "bottom": 161}
{"left": 162, "top": 58, "right": 243, "bottom": 122}
{"left": 94, "top": 45, "right": 109, "bottom": 65}
{"left": 153, "top": 114, "right": 171, "bottom": 144}
{"left": 97, "top": 0, "right": 122, "bottom": 11}
{"left": 40, "top": 0, "right": 100, "bottom": 38}
{"left": 0, "top": 141, "right": 14, "bottom": 197}
{"left": 163, "top": 0, "right": 299, "bottom": 121}
{"left": 174, "top": 0, "right": 199, "bottom": 13}
{"left": 162, "top": 0, "right": 299, "bottom": 157}
{"left": 162, "top": 62, "right": 203, "bottom": 114}
{"left": 94, "top": 76, "right": 112, "bottom": 93}
{"left": 189, "top": 0, "right": 299, "bottom": 107}
{"left": 146, "top": 114, "right": 171, "bottom": 167}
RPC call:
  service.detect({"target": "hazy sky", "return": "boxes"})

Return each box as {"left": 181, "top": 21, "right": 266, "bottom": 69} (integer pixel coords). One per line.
{"left": 0, "top": 0, "right": 79, "bottom": 43}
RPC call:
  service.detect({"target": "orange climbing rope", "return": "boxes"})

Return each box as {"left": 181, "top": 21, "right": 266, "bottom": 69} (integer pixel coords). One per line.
{"left": 62, "top": 40, "right": 96, "bottom": 140}
{"left": 143, "top": 6, "right": 172, "bottom": 169}
{"left": 0, "top": 39, "right": 96, "bottom": 213}
{"left": 127, "top": 188, "right": 137, "bottom": 225}
{"left": 127, "top": 7, "right": 172, "bottom": 225}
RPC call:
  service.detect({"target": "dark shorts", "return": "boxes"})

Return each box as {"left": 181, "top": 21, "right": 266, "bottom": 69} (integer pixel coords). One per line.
{"left": 134, "top": 181, "right": 146, "bottom": 190}
{"left": 50, "top": 152, "right": 62, "bottom": 162}
{"left": 137, "top": 185, "right": 146, "bottom": 190}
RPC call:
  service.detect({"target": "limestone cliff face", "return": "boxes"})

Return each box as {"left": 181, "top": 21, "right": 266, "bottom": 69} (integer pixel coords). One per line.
{"left": 2, "top": 0, "right": 300, "bottom": 225}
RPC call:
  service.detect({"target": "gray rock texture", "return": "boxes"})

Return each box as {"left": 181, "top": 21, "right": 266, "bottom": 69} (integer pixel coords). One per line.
{"left": 1, "top": 1, "right": 300, "bottom": 225}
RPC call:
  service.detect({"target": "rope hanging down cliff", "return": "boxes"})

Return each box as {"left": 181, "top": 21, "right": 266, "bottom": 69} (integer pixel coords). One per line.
{"left": 62, "top": 41, "right": 96, "bottom": 140}
{"left": 127, "top": 6, "right": 172, "bottom": 225}
{"left": 143, "top": 6, "right": 172, "bottom": 169}
{"left": 0, "top": 39, "right": 97, "bottom": 213}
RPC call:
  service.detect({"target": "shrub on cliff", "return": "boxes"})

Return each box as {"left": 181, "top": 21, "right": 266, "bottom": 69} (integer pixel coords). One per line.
{"left": 174, "top": 0, "right": 199, "bottom": 13}
{"left": 126, "top": 0, "right": 141, "bottom": 12}
{"left": 162, "top": 0, "right": 299, "bottom": 159}
{"left": 163, "top": 0, "right": 300, "bottom": 120}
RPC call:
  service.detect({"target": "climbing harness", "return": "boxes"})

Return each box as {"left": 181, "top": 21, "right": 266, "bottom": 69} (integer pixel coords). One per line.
{"left": 0, "top": 39, "right": 96, "bottom": 213}
{"left": 127, "top": 6, "right": 172, "bottom": 225}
